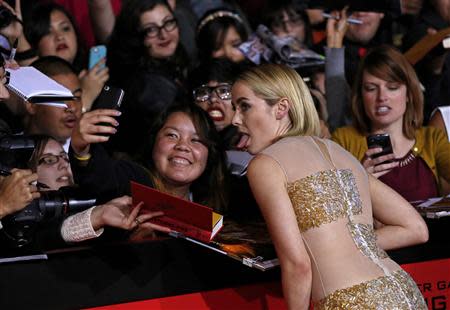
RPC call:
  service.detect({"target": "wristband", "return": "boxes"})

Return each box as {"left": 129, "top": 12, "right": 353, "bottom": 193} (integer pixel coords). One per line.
{"left": 73, "top": 153, "right": 91, "bottom": 161}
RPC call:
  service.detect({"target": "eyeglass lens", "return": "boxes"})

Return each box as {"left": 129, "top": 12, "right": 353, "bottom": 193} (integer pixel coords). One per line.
{"left": 38, "top": 153, "right": 69, "bottom": 166}
{"left": 143, "top": 19, "right": 177, "bottom": 38}
{"left": 194, "top": 85, "right": 232, "bottom": 102}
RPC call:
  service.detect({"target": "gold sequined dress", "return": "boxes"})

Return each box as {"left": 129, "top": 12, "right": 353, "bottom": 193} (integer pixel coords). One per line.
{"left": 260, "top": 136, "right": 426, "bottom": 310}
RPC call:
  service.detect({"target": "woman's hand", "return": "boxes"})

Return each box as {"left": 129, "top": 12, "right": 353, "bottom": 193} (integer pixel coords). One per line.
{"left": 362, "top": 147, "right": 399, "bottom": 178}
{"left": 326, "top": 7, "right": 349, "bottom": 48}
{"left": 0, "top": 0, "right": 23, "bottom": 44}
{"left": 70, "top": 108, "right": 120, "bottom": 155}
{"left": 90, "top": 196, "right": 170, "bottom": 234}
{"left": 79, "top": 60, "right": 109, "bottom": 112}
{"left": 129, "top": 201, "right": 171, "bottom": 242}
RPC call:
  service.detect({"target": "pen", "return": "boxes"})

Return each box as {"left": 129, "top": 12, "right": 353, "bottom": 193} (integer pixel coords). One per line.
{"left": 322, "top": 13, "right": 363, "bottom": 25}
{"left": 9, "top": 38, "right": 18, "bottom": 61}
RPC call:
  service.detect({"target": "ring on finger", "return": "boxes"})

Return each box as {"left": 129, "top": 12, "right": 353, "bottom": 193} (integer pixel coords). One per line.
{"left": 134, "top": 218, "right": 141, "bottom": 226}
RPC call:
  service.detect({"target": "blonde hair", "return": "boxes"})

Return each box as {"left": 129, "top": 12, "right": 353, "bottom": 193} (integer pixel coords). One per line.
{"left": 237, "top": 63, "right": 320, "bottom": 137}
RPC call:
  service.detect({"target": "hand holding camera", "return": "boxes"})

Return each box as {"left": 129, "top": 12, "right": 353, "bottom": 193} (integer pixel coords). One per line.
{"left": 0, "top": 168, "right": 40, "bottom": 219}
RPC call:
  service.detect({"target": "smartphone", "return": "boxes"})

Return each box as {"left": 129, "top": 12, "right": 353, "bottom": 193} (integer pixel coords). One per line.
{"left": 91, "top": 85, "right": 124, "bottom": 111}
{"left": 91, "top": 85, "right": 124, "bottom": 136}
{"left": 88, "top": 45, "right": 107, "bottom": 70}
{"left": 366, "top": 134, "right": 394, "bottom": 160}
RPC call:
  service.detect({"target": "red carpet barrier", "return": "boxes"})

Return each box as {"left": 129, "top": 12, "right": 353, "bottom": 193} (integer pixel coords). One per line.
{"left": 87, "top": 258, "right": 450, "bottom": 310}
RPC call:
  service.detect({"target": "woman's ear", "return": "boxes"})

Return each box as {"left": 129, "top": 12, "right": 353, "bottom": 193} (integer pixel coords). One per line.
{"left": 275, "top": 98, "right": 290, "bottom": 120}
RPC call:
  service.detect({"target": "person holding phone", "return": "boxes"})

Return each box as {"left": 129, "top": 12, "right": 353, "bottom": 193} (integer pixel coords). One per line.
{"left": 22, "top": 3, "right": 109, "bottom": 113}
{"left": 106, "top": 0, "right": 190, "bottom": 158}
{"left": 332, "top": 45, "right": 450, "bottom": 201}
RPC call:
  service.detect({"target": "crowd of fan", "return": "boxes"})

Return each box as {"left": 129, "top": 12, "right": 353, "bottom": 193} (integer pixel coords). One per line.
{"left": 0, "top": 0, "right": 449, "bottom": 246}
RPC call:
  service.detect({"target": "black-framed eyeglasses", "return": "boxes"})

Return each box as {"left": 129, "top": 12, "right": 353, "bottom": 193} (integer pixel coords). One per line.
{"left": 141, "top": 18, "right": 178, "bottom": 38}
{"left": 38, "top": 153, "right": 69, "bottom": 166}
{"left": 193, "top": 84, "right": 232, "bottom": 103}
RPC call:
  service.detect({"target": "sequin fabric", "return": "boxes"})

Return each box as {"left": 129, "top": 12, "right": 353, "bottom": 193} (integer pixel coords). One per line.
{"left": 315, "top": 269, "right": 427, "bottom": 309}
{"left": 348, "top": 222, "right": 388, "bottom": 260}
{"left": 287, "top": 169, "right": 362, "bottom": 232}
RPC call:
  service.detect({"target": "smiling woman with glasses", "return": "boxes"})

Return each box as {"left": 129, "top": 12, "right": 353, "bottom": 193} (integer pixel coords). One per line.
{"left": 106, "top": 0, "right": 191, "bottom": 157}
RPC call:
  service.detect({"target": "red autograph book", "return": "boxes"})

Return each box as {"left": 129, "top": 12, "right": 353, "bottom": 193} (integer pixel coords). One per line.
{"left": 131, "top": 181, "right": 224, "bottom": 243}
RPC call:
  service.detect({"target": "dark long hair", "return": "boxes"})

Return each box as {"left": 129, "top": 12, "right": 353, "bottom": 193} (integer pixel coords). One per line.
{"left": 24, "top": 3, "right": 86, "bottom": 72}
{"left": 140, "top": 104, "right": 228, "bottom": 213}
{"left": 262, "top": 0, "right": 313, "bottom": 48}
{"left": 196, "top": 9, "right": 249, "bottom": 61}
{"left": 107, "top": 0, "right": 188, "bottom": 87}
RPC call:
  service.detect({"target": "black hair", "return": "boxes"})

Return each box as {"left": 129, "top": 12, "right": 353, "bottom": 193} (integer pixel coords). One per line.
{"left": 30, "top": 56, "right": 77, "bottom": 77}
{"left": 262, "top": 0, "right": 312, "bottom": 47}
{"left": 188, "top": 58, "right": 248, "bottom": 91}
{"left": 107, "top": 0, "right": 188, "bottom": 87}
{"left": 139, "top": 103, "right": 228, "bottom": 213}
{"left": 24, "top": 3, "right": 86, "bottom": 72}
{"left": 196, "top": 9, "right": 248, "bottom": 61}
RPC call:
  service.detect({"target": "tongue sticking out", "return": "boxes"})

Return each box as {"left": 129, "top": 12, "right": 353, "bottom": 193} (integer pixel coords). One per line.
{"left": 236, "top": 134, "right": 250, "bottom": 150}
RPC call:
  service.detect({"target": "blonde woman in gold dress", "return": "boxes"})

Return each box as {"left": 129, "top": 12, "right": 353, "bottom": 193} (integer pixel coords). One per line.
{"left": 231, "top": 63, "right": 428, "bottom": 309}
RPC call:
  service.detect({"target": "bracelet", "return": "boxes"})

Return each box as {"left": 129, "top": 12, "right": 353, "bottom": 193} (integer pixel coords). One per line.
{"left": 15, "top": 49, "right": 37, "bottom": 61}
{"left": 73, "top": 153, "right": 91, "bottom": 161}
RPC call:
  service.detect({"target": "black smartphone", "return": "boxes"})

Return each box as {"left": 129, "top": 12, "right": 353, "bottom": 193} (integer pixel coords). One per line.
{"left": 366, "top": 134, "right": 394, "bottom": 161}
{"left": 91, "top": 85, "right": 124, "bottom": 111}
{"left": 91, "top": 85, "right": 124, "bottom": 136}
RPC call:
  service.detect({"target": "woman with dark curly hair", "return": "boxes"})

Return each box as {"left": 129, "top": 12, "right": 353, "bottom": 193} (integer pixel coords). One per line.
{"left": 106, "top": 0, "right": 190, "bottom": 157}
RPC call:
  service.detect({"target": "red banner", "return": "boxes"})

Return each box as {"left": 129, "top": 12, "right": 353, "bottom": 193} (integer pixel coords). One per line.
{"left": 402, "top": 258, "right": 450, "bottom": 310}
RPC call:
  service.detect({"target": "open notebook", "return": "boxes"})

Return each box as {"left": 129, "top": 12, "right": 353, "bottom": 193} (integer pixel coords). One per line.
{"left": 6, "top": 66, "right": 74, "bottom": 107}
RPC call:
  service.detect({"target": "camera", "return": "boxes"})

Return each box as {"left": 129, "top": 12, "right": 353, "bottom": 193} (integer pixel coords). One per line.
{"left": 0, "top": 134, "right": 96, "bottom": 247}
{"left": 0, "top": 134, "right": 35, "bottom": 172}
{"left": 1, "top": 186, "right": 96, "bottom": 247}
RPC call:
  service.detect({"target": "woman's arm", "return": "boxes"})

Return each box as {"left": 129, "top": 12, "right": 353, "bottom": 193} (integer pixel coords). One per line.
{"left": 87, "top": 0, "right": 116, "bottom": 43}
{"left": 247, "top": 155, "right": 311, "bottom": 310}
{"left": 70, "top": 109, "right": 152, "bottom": 200}
{"left": 370, "top": 174, "right": 429, "bottom": 250}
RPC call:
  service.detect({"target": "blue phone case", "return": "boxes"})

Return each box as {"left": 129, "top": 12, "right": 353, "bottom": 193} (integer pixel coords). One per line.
{"left": 88, "top": 45, "right": 107, "bottom": 70}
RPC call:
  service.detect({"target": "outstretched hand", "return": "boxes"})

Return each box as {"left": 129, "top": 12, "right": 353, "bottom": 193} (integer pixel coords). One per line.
{"left": 70, "top": 108, "right": 120, "bottom": 155}
{"left": 90, "top": 196, "right": 169, "bottom": 234}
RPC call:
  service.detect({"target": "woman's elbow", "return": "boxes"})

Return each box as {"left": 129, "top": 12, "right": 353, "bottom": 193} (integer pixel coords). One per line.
{"left": 412, "top": 217, "right": 429, "bottom": 245}
{"left": 282, "top": 256, "right": 312, "bottom": 279}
